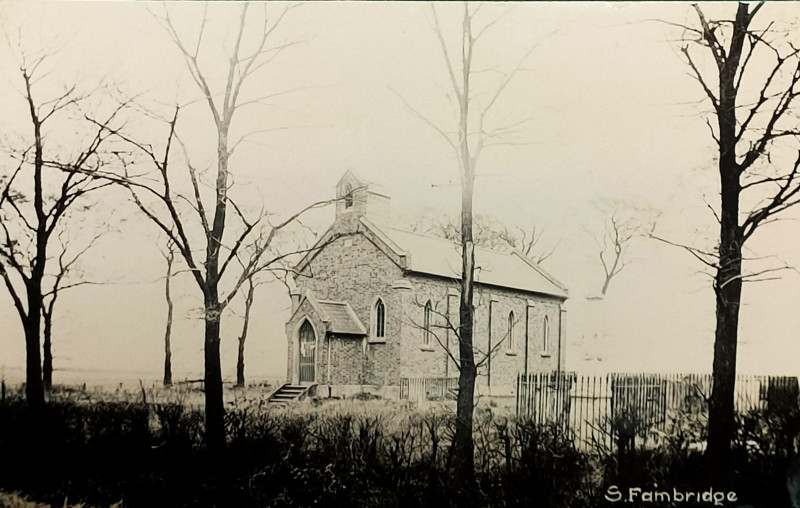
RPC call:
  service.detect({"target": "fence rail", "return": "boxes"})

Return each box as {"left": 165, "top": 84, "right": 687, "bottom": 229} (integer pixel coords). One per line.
{"left": 400, "top": 377, "right": 459, "bottom": 402}
{"left": 517, "top": 372, "right": 799, "bottom": 450}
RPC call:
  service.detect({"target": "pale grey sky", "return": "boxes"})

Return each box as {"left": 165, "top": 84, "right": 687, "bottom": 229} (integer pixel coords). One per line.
{"left": 2, "top": 2, "right": 800, "bottom": 385}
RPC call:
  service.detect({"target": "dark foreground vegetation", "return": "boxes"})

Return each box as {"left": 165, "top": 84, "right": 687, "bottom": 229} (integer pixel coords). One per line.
{"left": 0, "top": 388, "right": 798, "bottom": 507}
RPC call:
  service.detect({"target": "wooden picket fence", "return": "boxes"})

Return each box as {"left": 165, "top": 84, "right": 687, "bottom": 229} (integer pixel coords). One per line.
{"left": 516, "top": 372, "right": 800, "bottom": 450}
{"left": 400, "top": 377, "right": 459, "bottom": 402}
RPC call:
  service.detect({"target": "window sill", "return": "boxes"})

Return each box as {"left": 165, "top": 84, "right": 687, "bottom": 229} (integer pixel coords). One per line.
{"left": 420, "top": 346, "right": 436, "bottom": 352}
{"left": 540, "top": 352, "right": 551, "bottom": 358}
{"left": 368, "top": 338, "right": 386, "bottom": 344}
{"left": 505, "top": 350, "right": 517, "bottom": 356}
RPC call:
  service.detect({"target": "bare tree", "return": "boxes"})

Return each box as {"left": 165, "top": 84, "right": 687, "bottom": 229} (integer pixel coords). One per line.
{"left": 674, "top": 3, "right": 800, "bottom": 466}
{"left": 235, "top": 276, "right": 255, "bottom": 388}
{"left": 159, "top": 240, "right": 176, "bottom": 387}
{"left": 103, "top": 108, "right": 336, "bottom": 452}
{"left": 84, "top": 3, "right": 341, "bottom": 453}
{"left": 514, "top": 225, "right": 556, "bottom": 265}
{"left": 148, "top": 4, "right": 299, "bottom": 452}
{"left": 396, "top": 3, "right": 540, "bottom": 488}
{"left": 410, "top": 213, "right": 557, "bottom": 265}
{"left": 596, "top": 214, "right": 636, "bottom": 297}
{"left": 583, "top": 199, "right": 660, "bottom": 300}
{"left": 41, "top": 229, "right": 106, "bottom": 391}
{"left": 0, "top": 48, "right": 120, "bottom": 408}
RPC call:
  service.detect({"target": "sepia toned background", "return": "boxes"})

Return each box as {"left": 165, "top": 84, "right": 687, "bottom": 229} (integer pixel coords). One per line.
{"left": 2, "top": 1, "right": 799, "bottom": 387}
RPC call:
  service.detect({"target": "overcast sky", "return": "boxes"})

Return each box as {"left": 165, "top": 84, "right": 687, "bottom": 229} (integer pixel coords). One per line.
{"left": 2, "top": 2, "right": 800, "bottom": 386}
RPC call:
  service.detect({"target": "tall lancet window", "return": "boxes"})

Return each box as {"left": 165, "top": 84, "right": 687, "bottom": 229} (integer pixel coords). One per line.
{"left": 423, "top": 300, "right": 433, "bottom": 347}
{"left": 374, "top": 299, "right": 386, "bottom": 339}
{"left": 543, "top": 316, "right": 550, "bottom": 354}
{"left": 507, "top": 311, "right": 515, "bottom": 351}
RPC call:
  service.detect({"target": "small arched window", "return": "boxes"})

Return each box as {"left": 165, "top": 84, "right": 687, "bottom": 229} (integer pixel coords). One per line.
{"left": 374, "top": 299, "right": 386, "bottom": 339}
{"left": 543, "top": 316, "right": 550, "bottom": 353}
{"left": 507, "top": 311, "right": 515, "bottom": 351}
{"left": 343, "top": 183, "right": 353, "bottom": 208}
{"left": 423, "top": 300, "right": 433, "bottom": 347}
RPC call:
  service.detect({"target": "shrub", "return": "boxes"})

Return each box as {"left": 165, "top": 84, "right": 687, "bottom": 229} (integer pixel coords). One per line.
{"left": 3, "top": 388, "right": 800, "bottom": 507}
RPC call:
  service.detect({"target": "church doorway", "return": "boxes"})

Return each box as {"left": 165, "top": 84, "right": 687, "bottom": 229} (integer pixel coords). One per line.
{"left": 298, "top": 320, "right": 316, "bottom": 383}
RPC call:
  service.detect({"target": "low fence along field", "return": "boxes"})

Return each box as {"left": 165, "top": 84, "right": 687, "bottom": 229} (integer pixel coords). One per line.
{"left": 516, "top": 372, "right": 800, "bottom": 449}
{"left": 399, "top": 376, "right": 459, "bottom": 402}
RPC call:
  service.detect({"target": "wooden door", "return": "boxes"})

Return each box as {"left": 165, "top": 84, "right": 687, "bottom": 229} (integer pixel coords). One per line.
{"left": 298, "top": 321, "right": 316, "bottom": 383}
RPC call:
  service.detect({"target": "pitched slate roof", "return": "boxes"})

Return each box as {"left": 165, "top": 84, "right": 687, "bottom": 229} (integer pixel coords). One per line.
{"left": 293, "top": 212, "right": 568, "bottom": 300}
{"left": 380, "top": 225, "right": 568, "bottom": 299}
{"left": 288, "top": 293, "right": 368, "bottom": 336}
{"left": 317, "top": 300, "right": 367, "bottom": 335}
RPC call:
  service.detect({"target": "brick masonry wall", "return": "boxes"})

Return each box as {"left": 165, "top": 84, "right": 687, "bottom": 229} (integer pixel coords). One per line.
{"left": 291, "top": 227, "right": 404, "bottom": 386}
{"left": 397, "top": 277, "right": 455, "bottom": 380}
{"left": 324, "top": 336, "right": 364, "bottom": 385}
{"left": 403, "top": 275, "right": 565, "bottom": 394}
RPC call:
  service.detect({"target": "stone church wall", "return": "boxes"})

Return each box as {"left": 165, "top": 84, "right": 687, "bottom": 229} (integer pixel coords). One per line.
{"left": 288, "top": 223, "right": 566, "bottom": 396}
{"left": 402, "top": 275, "right": 564, "bottom": 395}
{"left": 294, "top": 232, "right": 404, "bottom": 386}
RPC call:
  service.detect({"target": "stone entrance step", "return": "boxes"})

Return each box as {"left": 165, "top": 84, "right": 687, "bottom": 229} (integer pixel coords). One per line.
{"left": 267, "top": 384, "right": 315, "bottom": 406}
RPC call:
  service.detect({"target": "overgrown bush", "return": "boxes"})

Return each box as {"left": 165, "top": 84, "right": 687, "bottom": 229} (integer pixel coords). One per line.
{"left": 584, "top": 408, "right": 799, "bottom": 508}
{"left": 2, "top": 390, "right": 800, "bottom": 507}
{"left": 729, "top": 408, "right": 800, "bottom": 506}
{"left": 497, "top": 418, "right": 593, "bottom": 507}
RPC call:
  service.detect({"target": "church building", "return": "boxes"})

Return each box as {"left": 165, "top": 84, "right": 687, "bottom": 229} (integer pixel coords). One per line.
{"left": 285, "top": 171, "right": 568, "bottom": 398}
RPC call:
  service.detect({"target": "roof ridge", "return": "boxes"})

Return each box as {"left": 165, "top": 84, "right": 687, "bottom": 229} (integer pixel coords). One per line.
{"left": 383, "top": 225, "right": 456, "bottom": 243}
{"left": 317, "top": 299, "right": 366, "bottom": 335}
{"left": 287, "top": 292, "right": 331, "bottom": 325}
{"left": 384, "top": 225, "right": 522, "bottom": 258}
{"left": 380, "top": 225, "right": 568, "bottom": 299}
{"left": 511, "top": 251, "right": 569, "bottom": 295}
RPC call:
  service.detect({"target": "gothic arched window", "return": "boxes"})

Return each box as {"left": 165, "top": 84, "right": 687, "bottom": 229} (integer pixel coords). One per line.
{"left": 543, "top": 316, "right": 550, "bottom": 353}
{"left": 423, "top": 300, "right": 433, "bottom": 347}
{"left": 507, "top": 311, "right": 515, "bottom": 351}
{"left": 374, "top": 299, "right": 386, "bottom": 339}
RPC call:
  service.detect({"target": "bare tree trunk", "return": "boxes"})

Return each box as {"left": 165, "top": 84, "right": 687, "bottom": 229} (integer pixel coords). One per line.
{"left": 203, "top": 120, "right": 230, "bottom": 454}
{"left": 42, "top": 304, "right": 53, "bottom": 391}
{"left": 706, "top": 194, "right": 743, "bottom": 469}
{"left": 236, "top": 279, "right": 255, "bottom": 388}
{"left": 452, "top": 7, "right": 477, "bottom": 483}
{"left": 42, "top": 269, "right": 63, "bottom": 392}
{"left": 706, "top": 3, "right": 747, "bottom": 468}
{"left": 26, "top": 86, "right": 47, "bottom": 410}
{"left": 163, "top": 248, "right": 174, "bottom": 387}
{"left": 454, "top": 174, "right": 477, "bottom": 487}
{"left": 236, "top": 337, "right": 246, "bottom": 389}
{"left": 204, "top": 296, "right": 225, "bottom": 454}
{"left": 23, "top": 297, "right": 45, "bottom": 410}
{"left": 411, "top": 3, "right": 532, "bottom": 489}
{"left": 678, "top": 3, "right": 800, "bottom": 473}
{"left": 708, "top": 248, "right": 741, "bottom": 466}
